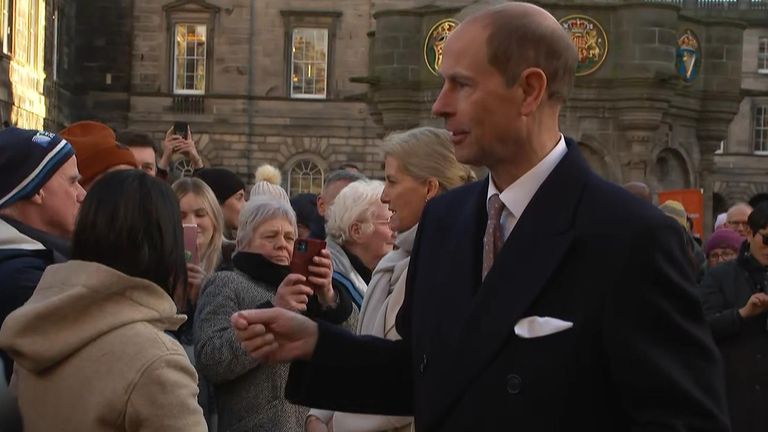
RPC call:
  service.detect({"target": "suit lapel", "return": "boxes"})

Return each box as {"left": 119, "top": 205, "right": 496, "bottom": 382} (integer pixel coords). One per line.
{"left": 430, "top": 140, "right": 592, "bottom": 423}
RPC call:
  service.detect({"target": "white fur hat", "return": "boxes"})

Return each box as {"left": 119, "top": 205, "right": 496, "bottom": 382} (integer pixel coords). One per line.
{"left": 250, "top": 164, "right": 289, "bottom": 203}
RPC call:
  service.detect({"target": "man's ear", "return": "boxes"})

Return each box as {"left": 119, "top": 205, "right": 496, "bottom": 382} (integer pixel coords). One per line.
{"left": 29, "top": 189, "right": 44, "bottom": 205}
{"left": 518, "top": 68, "right": 547, "bottom": 116}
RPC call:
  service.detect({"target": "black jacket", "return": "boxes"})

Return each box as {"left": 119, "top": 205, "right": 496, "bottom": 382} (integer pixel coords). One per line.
{"left": 285, "top": 140, "right": 729, "bottom": 431}
{"left": 0, "top": 217, "right": 69, "bottom": 381}
{"left": 700, "top": 244, "right": 768, "bottom": 432}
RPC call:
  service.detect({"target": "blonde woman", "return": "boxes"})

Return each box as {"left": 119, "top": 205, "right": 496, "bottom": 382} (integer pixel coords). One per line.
{"left": 307, "top": 127, "right": 476, "bottom": 432}
{"left": 172, "top": 177, "right": 226, "bottom": 428}
{"left": 171, "top": 178, "right": 224, "bottom": 341}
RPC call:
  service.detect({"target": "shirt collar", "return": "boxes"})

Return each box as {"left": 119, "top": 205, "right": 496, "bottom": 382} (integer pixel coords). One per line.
{"left": 487, "top": 134, "right": 567, "bottom": 219}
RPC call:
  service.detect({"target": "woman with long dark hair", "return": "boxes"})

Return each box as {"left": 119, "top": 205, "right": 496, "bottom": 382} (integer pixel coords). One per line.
{"left": 0, "top": 170, "right": 205, "bottom": 431}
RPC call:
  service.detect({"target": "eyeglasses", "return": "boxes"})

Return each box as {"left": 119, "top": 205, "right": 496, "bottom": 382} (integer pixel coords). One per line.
{"left": 708, "top": 250, "right": 737, "bottom": 261}
{"left": 726, "top": 220, "right": 749, "bottom": 229}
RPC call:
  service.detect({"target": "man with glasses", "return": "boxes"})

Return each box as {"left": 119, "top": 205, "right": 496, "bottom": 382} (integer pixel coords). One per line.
{"left": 725, "top": 202, "right": 753, "bottom": 237}
{"left": 701, "top": 201, "right": 768, "bottom": 432}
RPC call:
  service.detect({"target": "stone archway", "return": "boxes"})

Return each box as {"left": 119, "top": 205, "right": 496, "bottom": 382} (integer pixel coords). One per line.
{"left": 653, "top": 148, "right": 691, "bottom": 191}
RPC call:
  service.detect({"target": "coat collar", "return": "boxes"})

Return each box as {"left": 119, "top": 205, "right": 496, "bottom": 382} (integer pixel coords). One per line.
{"left": 0, "top": 216, "right": 70, "bottom": 262}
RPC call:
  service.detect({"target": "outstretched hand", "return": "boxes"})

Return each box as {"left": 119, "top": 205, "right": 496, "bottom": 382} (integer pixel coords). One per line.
{"left": 231, "top": 307, "right": 319, "bottom": 363}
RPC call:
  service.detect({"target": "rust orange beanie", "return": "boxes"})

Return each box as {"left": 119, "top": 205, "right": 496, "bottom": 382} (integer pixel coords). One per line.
{"left": 59, "top": 121, "right": 138, "bottom": 187}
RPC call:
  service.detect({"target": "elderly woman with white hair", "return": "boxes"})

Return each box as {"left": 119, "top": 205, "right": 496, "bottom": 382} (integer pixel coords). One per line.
{"left": 324, "top": 180, "right": 395, "bottom": 308}
{"left": 194, "top": 196, "right": 353, "bottom": 432}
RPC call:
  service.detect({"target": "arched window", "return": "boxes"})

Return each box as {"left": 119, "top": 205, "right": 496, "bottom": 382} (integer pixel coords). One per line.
{"left": 288, "top": 159, "right": 324, "bottom": 196}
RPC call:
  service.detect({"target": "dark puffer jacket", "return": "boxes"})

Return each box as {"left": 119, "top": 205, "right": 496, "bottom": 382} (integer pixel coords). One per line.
{"left": 0, "top": 216, "right": 69, "bottom": 382}
{"left": 700, "top": 243, "right": 768, "bottom": 432}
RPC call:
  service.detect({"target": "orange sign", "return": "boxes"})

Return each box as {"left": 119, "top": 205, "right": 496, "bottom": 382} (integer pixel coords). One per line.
{"left": 659, "top": 189, "right": 703, "bottom": 238}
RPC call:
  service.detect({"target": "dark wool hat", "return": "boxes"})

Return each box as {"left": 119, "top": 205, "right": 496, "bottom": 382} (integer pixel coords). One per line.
{"left": 0, "top": 128, "right": 75, "bottom": 209}
{"left": 705, "top": 228, "right": 745, "bottom": 256}
{"left": 290, "top": 193, "right": 322, "bottom": 228}
{"left": 194, "top": 168, "right": 245, "bottom": 204}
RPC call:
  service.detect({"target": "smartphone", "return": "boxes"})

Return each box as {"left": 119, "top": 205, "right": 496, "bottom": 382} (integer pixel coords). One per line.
{"left": 289, "top": 238, "right": 326, "bottom": 278}
{"left": 183, "top": 224, "right": 199, "bottom": 266}
{"left": 173, "top": 121, "right": 189, "bottom": 139}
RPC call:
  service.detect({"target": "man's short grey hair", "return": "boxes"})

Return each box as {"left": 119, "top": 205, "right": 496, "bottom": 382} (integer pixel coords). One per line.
{"left": 324, "top": 170, "right": 367, "bottom": 192}
{"left": 236, "top": 196, "right": 297, "bottom": 252}
{"left": 325, "top": 180, "right": 384, "bottom": 245}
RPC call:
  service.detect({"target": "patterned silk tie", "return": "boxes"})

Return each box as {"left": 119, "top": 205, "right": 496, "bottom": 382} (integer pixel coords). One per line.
{"left": 482, "top": 193, "right": 505, "bottom": 280}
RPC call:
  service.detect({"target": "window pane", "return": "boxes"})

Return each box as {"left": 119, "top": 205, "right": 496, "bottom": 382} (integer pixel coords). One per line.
{"left": 756, "top": 106, "right": 768, "bottom": 153}
{"left": 174, "top": 23, "right": 207, "bottom": 93}
{"left": 291, "top": 28, "right": 328, "bottom": 98}
{"left": 288, "top": 159, "right": 324, "bottom": 196}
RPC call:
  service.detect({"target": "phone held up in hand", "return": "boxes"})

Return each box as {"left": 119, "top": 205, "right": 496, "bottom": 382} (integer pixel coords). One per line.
{"left": 289, "top": 238, "right": 326, "bottom": 279}
{"left": 183, "top": 224, "right": 199, "bottom": 266}
{"left": 173, "top": 121, "right": 189, "bottom": 140}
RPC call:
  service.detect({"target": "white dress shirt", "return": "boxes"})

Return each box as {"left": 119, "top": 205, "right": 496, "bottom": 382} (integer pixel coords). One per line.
{"left": 487, "top": 134, "right": 567, "bottom": 240}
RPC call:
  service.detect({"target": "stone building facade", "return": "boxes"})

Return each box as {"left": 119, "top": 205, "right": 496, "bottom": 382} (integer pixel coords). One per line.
{"left": 2, "top": 0, "right": 766, "bottom": 233}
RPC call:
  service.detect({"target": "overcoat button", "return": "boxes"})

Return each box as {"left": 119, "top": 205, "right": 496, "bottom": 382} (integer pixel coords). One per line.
{"left": 506, "top": 374, "right": 522, "bottom": 394}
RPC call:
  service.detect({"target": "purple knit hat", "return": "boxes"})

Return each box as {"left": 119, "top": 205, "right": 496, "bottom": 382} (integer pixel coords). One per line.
{"left": 705, "top": 228, "right": 744, "bottom": 256}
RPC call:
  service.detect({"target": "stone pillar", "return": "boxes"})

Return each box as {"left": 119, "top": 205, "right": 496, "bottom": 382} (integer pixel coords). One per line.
{"left": 696, "top": 19, "right": 747, "bottom": 238}
{"left": 369, "top": 10, "right": 423, "bottom": 130}
{"left": 616, "top": 101, "right": 668, "bottom": 187}
{"left": 622, "top": 130, "right": 655, "bottom": 183}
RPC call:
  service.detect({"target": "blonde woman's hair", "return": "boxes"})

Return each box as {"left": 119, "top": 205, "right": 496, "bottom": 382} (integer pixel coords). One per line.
{"left": 326, "top": 180, "right": 385, "bottom": 245}
{"left": 381, "top": 127, "right": 477, "bottom": 192}
{"left": 172, "top": 177, "right": 224, "bottom": 275}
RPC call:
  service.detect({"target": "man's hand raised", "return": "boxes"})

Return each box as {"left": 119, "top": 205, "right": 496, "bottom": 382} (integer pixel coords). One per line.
{"left": 231, "top": 307, "right": 319, "bottom": 363}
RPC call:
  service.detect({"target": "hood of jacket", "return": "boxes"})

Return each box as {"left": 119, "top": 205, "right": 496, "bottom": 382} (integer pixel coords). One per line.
{"left": 0, "top": 260, "right": 186, "bottom": 373}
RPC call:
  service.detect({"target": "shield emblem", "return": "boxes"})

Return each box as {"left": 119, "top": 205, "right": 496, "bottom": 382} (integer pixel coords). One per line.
{"left": 676, "top": 29, "right": 701, "bottom": 82}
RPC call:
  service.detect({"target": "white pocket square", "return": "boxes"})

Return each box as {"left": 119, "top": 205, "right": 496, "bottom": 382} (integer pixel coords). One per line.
{"left": 514, "top": 316, "right": 573, "bottom": 338}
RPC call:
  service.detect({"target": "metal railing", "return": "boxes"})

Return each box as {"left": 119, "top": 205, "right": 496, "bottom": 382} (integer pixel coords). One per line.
{"left": 172, "top": 95, "right": 205, "bottom": 114}
{"left": 697, "top": 0, "right": 737, "bottom": 8}
{"left": 644, "top": 0, "right": 768, "bottom": 8}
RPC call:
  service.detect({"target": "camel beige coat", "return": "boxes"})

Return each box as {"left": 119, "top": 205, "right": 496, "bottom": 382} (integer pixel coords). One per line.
{"left": 0, "top": 260, "right": 206, "bottom": 432}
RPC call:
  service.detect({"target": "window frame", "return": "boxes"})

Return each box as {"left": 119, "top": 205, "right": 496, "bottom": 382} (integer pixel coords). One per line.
{"left": 172, "top": 22, "right": 208, "bottom": 95}
{"left": 758, "top": 37, "right": 768, "bottom": 74}
{"left": 281, "top": 10, "right": 341, "bottom": 100}
{"left": 289, "top": 27, "right": 329, "bottom": 99}
{"left": 754, "top": 104, "right": 768, "bottom": 155}
{"left": 163, "top": 0, "right": 219, "bottom": 96}
{"left": 287, "top": 158, "right": 325, "bottom": 196}
{"left": 1, "top": 0, "right": 12, "bottom": 55}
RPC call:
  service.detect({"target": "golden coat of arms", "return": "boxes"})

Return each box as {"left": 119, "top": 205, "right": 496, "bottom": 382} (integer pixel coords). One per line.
{"left": 424, "top": 18, "right": 459, "bottom": 76}
{"left": 559, "top": 15, "right": 608, "bottom": 76}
